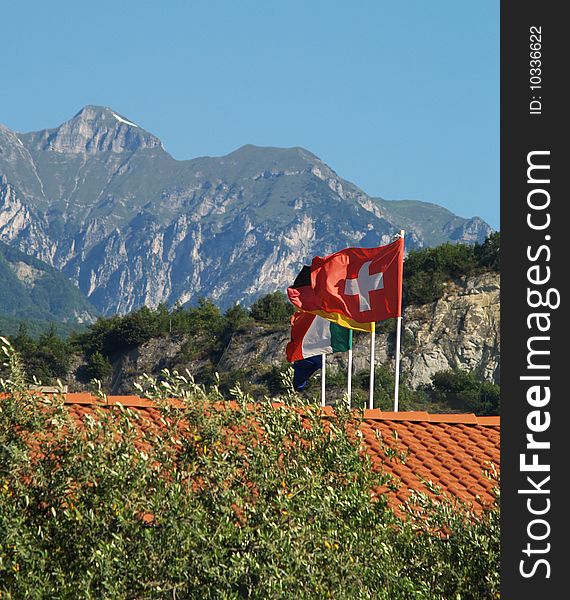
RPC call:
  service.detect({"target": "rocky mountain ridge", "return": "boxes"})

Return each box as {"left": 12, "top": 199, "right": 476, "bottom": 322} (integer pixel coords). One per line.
{"left": 1, "top": 106, "right": 493, "bottom": 315}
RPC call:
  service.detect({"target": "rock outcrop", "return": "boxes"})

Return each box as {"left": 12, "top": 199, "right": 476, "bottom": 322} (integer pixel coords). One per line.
{"left": 398, "top": 272, "right": 500, "bottom": 387}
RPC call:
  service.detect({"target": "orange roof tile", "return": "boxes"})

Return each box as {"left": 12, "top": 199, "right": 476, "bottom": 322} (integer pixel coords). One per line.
{"left": 51, "top": 393, "right": 499, "bottom": 515}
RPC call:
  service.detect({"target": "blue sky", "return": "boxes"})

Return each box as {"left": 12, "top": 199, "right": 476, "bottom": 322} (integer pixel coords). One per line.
{"left": 2, "top": 0, "right": 499, "bottom": 229}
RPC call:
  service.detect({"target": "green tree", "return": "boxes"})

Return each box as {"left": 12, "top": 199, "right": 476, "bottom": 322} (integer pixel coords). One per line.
{"left": 474, "top": 231, "right": 500, "bottom": 271}
{"left": 187, "top": 298, "right": 225, "bottom": 336}
{"left": 11, "top": 323, "right": 35, "bottom": 356}
{"left": 224, "top": 304, "right": 253, "bottom": 332}
{"left": 250, "top": 291, "right": 294, "bottom": 323}
{"left": 106, "top": 306, "right": 160, "bottom": 352}
{"left": 12, "top": 324, "right": 71, "bottom": 383}
{"left": 85, "top": 351, "right": 113, "bottom": 381}
{"left": 73, "top": 307, "right": 160, "bottom": 359}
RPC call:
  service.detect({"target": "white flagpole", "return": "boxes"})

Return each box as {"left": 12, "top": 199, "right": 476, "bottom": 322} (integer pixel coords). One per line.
{"left": 347, "top": 348, "right": 353, "bottom": 407}
{"left": 321, "top": 353, "right": 326, "bottom": 407}
{"left": 394, "top": 230, "right": 405, "bottom": 412}
{"left": 368, "top": 324, "right": 375, "bottom": 410}
{"left": 394, "top": 316, "right": 402, "bottom": 412}
{"left": 347, "top": 332, "right": 353, "bottom": 408}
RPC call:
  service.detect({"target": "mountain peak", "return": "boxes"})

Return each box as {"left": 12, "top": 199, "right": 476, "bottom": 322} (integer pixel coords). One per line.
{"left": 228, "top": 144, "right": 320, "bottom": 163}
{"left": 219, "top": 144, "right": 329, "bottom": 179}
{"left": 72, "top": 105, "right": 139, "bottom": 128}
{"left": 22, "top": 105, "right": 163, "bottom": 155}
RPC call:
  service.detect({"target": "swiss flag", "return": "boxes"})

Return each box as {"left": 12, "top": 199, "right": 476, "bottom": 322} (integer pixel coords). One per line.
{"left": 287, "top": 237, "right": 404, "bottom": 323}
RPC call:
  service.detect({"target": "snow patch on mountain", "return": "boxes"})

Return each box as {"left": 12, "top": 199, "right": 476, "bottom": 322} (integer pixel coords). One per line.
{"left": 112, "top": 112, "right": 138, "bottom": 128}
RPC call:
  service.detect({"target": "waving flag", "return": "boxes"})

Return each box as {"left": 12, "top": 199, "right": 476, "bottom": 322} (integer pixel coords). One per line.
{"left": 287, "top": 237, "right": 403, "bottom": 323}
{"left": 292, "top": 355, "right": 322, "bottom": 391}
{"left": 287, "top": 266, "right": 374, "bottom": 332}
{"left": 287, "top": 311, "right": 353, "bottom": 392}
{"left": 286, "top": 311, "right": 352, "bottom": 362}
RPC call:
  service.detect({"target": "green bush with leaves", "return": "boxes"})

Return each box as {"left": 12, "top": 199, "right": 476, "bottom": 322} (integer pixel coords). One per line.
{"left": 429, "top": 369, "right": 500, "bottom": 415}
{"left": 1, "top": 339, "right": 499, "bottom": 598}
{"left": 350, "top": 365, "right": 418, "bottom": 411}
{"left": 403, "top": 232, "right": 500, "bottom": 306}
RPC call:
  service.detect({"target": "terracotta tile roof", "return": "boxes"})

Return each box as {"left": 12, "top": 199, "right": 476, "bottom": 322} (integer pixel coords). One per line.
{"left": 360, "top": 414, "right": 499, "bottom": 513}
{"left": 43, "top": 393, "right": 501, "bottom": 514}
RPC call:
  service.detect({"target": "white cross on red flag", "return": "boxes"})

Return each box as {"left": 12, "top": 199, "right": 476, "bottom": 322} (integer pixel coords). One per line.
{"left": 287, "top": 237, "right": 404, "bottom": 323}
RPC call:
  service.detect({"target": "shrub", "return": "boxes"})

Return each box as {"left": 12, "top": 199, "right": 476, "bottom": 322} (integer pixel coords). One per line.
{"left": 353, "top": 365, "right": 416, "bottom": 411}
{"left": 430, "top": 369, "right": 500, "bottom": 415}
{"left": 398, "top": 478, "right": 500, "bottom": 598}
{"left": 0, "top": 339, "right": 499, "bottom": 598}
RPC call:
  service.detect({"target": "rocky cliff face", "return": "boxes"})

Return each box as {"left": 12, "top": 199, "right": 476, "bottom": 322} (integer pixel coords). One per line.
{"left": 23, "top": 106, "right": 163, "bottom": 155}
{"left": 398, "top": 272, "right": 500, "bottom": 387}
{"left": 65, "top": 272, "right": 499, "bottom": 395}
{"left": 1, "top": 106, "right": 494, "bottom": 315}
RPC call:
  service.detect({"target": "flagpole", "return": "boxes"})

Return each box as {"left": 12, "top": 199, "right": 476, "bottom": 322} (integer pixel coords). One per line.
{"left": 393, "top": 230, "right": 405, "bottom": 412}
{"left": 394, "top": 316, "right": 402, "bottom": 412}
{"left": 347, "top": 329, "right": 353, "bottom": 408}
{"left": 368, "top": 322, "right": 375, "bottom": 410}
{"left": 321, "top": 353, "right": 326, "bottom": 407}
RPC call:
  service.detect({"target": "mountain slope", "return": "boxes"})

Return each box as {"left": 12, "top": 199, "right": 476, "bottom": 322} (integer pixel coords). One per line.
{"left": 0, "top": 106, "right": 493, "bottom": 314}
{"left": 0, "top": 240, "right": 98, "bottom": 324}
{"left": 373, "top": 199, "right": 492, "bottom": 246}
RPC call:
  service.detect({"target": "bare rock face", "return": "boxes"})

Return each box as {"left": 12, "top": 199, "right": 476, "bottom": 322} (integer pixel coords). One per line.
{"left": 399, "top": 272, "right": 500, "bottom": 387}
{"left": 107, "top": 335, "right": 189, "bottom": 394}
{"left": 217, "top": 326, "right": 290, "bottom": 373}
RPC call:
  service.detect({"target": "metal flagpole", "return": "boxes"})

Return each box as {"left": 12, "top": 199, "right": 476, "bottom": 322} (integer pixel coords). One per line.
{"left": 393, "top": 316, "right": 402, "bottom": 411}
{"left": 347, "top": 329, "right": 353, "bottom": 408}
{"left": 393, "top": 230, "right": 405, "bottom": 411}
{"left": 368, "top": 322, "right": 375, "bottom": 410}
{"left": 321, "top": 353, "right": 326, "bottom": 407}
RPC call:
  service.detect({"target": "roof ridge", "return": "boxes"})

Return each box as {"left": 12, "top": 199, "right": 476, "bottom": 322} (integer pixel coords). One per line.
{"left": 361, "top": 410, "right": 499, "bottom": 426}
{"left": 52, "top": 394, "right": 500, "bottom": 426}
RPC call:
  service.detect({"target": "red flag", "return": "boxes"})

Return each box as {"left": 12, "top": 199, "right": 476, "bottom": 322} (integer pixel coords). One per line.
{"left": 287, "top": 237, "right": 404, "bottom": 323}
